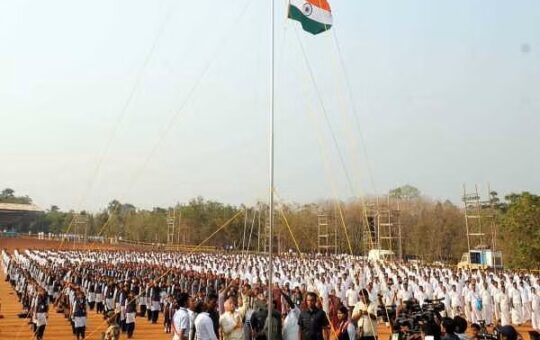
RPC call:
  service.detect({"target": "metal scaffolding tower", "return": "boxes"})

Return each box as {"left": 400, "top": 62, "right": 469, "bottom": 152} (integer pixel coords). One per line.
{"left": 73, "top": 213, "right": 90, "bottom": 243}
{"left": 175, "top": 209, "right": 188, "bottom": 245}
{"left": 363, "top": 204, "right": 377, "bottom": 254}
{"left": 260, "top": 210, "right": 279, "bottom": 253}
{"left": 317, "top": 214, "right": 337, "bottom": 254}
{"left": 364, "top": 197, "right": 403, "bottom": 259}
{"left": 463, "top": 184, "right": 498, "bottom": 253}
{"left": 167, "top": 208, "right": 176, "bottom": 245}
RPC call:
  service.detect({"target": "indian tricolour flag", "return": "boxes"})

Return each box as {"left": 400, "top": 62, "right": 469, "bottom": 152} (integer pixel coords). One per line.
{"left": 288, "top": 0, "right": 333, "bottom": 35}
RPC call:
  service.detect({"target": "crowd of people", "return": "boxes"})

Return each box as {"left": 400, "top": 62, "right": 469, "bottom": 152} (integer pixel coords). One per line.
{"left": 1, "top": 249, "right": 536, "bottom": 340}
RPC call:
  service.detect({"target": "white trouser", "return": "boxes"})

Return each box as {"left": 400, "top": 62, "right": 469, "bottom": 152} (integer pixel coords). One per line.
{"left": 532, "top": 309, "right": 540, "bottom": 330}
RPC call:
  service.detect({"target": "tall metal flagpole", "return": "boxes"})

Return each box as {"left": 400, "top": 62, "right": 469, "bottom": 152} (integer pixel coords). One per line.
{"left": 267, "top": 0, "right": 275, "bottom": 337}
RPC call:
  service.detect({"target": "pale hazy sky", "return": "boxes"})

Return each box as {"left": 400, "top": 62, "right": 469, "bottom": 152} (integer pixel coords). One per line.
{"left": 1, "top": 0, "right": 539, "bottom": 212}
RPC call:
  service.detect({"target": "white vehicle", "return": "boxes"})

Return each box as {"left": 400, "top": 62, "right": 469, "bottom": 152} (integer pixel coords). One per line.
{"left": 457, "top": 249, "right": 503, "bottom": 270}
{"left": 368, "top": 249, "right": 395, "bottom": 261}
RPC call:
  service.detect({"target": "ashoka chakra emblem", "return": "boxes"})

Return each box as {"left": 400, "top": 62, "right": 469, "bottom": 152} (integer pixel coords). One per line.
{"left": 302, "top": 3, "right": 313, "bottom": 16}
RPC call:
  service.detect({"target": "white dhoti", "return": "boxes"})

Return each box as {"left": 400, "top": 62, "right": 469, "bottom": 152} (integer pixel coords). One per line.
{"left": 499, "top": 300, "right": 512, "bottom": 326}
{"left": 451, "top": 305, "right": 460, "bottom": 318}
{"left": 500, "top": 306, "right": 511, "bottom": 326}
{"left": 511, "top": 303, "right": 522, "bottom": 325}
{"left": 472, "top": 305, "right": 482, "bottom": 323}
{"left": 464, "top": 304, "right": 472, "bottom": 322}
{"left": 445, "top": 306, "right": 452, "bottom": 318}
{"left": 523, "top": 302, "right": 532, "bottom": 322}
{"left": 482, "top": 304, "right": 493, "bottom": 325}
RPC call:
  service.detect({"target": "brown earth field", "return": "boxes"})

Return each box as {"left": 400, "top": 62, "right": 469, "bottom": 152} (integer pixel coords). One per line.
{"left": 0, "top": 237, "right": 535, "bottom": 339}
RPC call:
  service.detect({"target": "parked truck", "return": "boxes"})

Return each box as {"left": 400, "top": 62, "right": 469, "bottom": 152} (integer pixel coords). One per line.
{"left": 457, "top": 248, "right": 503, "bottom": 270}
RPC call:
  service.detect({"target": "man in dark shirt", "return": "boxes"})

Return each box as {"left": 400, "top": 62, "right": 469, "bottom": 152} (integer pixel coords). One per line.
{"left": 207, "top": 293, "right": 220, "bottom": 337}
{"left": 441, "top": 318, "right": 460, "bottom": 340}
{"left": 298, "top": 292, "right": 330, "bottom": 340}
{"left": 250, "top": 297, "right": 283, "bottom": 340}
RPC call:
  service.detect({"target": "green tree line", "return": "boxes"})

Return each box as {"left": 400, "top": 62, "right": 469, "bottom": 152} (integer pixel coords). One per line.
{"left": 2, "top": 187, "right": 539, "bottom": 269}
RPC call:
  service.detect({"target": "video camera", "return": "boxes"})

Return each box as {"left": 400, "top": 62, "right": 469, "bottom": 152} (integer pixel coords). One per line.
{"left": 423, "top": 298, "right": 446, "bottom": 313}
{"left": 478, "top": 334, "right": 499, "bottom": 340}
{"left": 391, "top": 299, "right": 445, "bottom": 334}
{"left": 377, "top": 304, "right": 397, "bottom": 321}
{"left": 477, "top": 320, "right": 501, "bottom": 340}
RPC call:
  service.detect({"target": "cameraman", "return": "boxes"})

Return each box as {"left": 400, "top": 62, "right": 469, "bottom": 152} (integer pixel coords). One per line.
{"left": 499, "top": 326, "right": 522, "bottom": 340}
{"left": 441, "top": 317, "right": 459, "bottom": 340}
{"left": 421, "top": 318, "right": 441, "bottom": 340}
{"left": 453, "top": 316, "right": 468, "bottom": 340}
{"left": 395, "top": 320, "right": 421, "bottom": 340}
{"left": 469, "top": 323, "right": 480, "bottom": 340}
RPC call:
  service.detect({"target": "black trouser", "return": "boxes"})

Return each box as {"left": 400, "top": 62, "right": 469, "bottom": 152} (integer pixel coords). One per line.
{"left": 88, "top": 301, "right": 95, "bottom": 310}
{"left": 75, "top": 326, "right": 86, "bottom": 340}
{"left": 147, "top": 308, "right": 152, "bottom": 321}
{"left": 121, "top": 318, "right": 126, "bottom": 332}
{"left": 140, "top": 304, "right": 147, "bottom": 317}
{"left": 360, "top": 336, "right": 377, "bottom": 340}
{"left": 35, "top": 325, "right": 46, "bottom": 340}
{"left": 96, "top": 302, "right": 104, "bottom": 313}
{"left": 164, "top": 317, "right": 171, "bottom": 333}
{"left": 126, "top": 322, "right": 135, "bottom": 338}
{"left": 151, "top": 310, "right": 159, "bottom": 323}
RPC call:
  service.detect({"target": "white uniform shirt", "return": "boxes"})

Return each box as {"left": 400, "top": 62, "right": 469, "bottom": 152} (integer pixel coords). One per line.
{"left": 219, "top": 311, "right": 243, "bottom": 340}
{"left": 172, "top": 307, "right": 190, "bottom": 340}
{"left": 195, "top": 312, "right": 217, "bottom": 340}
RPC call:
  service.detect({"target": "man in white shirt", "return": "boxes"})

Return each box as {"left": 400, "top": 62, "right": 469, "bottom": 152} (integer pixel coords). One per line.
{"left": 398, "top": 282, "right": 413, "bottom": 305}
{"left": 499, "top": 286, "right": 511, "bottom": 326}
{"left": 219, "top": 296, "right": 243, "bottom": 340}
{"left": 194, "top": 302, "right": 218, "bottom": 340}
{"left": 415, "top": 285, "right": 427, "bottom": 306}
{"left": 491, "top": 281, "right": 502, "bottom": 322}
{"left": 480, "top": 282, "right": 494, "bottom": 326}
{"left": 316, "top": 277, "right": 330, "bottom": 314}
{"left": 462, "top": 282, "right": 472, "bottom": 322}
{"left": 469, "top": 282, "right": 482, "bottom": 323}
{"left": 531, "top": 287, "right": 540, "bottom": 330}
{"left": 449, "top": 285, "right": 461, "bottom": 318}
{"left": 437, "top": 285, "right": 451, "bottom": 318}
{"left": 172, "top": 293, "right": 190, "bottom": 340}
{"left": 510, "top": 282, "right": 523, "bottom": 325}
{"left": 520, "top": 281, "right": 531, "bottom": 322}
